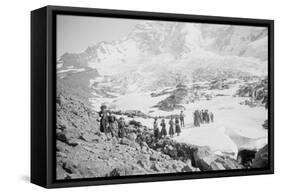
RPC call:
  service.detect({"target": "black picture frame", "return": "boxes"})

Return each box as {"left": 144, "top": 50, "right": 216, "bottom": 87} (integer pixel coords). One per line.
{"left": 31, "top": 5, "right": 274, "bottom": 188}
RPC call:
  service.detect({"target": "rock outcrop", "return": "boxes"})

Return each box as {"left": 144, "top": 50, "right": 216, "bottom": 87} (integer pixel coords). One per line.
{"left": 136, "top": 130, "right": 242, "bottom": 171}
{"left": 252, "top": 145, "right": 269, "bottom": 169}
{"left": 152, "top": 84, "right": 212, "bottom": 111}
{"left": 56, "top": 91, "right": 198, "bottom": 180}
{"left": 235, "top": 78, "right": 268, "bottom": 108}
{"left": 193, "top": 147, "right": 242, "bottom": 171}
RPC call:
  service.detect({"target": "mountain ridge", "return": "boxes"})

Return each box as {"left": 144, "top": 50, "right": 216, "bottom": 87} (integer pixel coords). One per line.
{"left": 57, "top": 21, "right": 268, "bottom": 95}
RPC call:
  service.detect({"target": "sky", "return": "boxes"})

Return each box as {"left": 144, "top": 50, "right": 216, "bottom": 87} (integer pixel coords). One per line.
{"left": 57, "top": 15, "right": 138, "bottom": 57}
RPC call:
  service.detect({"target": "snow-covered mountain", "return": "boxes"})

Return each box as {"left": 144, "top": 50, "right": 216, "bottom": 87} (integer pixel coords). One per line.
{"left": 57, "top": 21, "right": 268, "bottom": 93}
{"left": 57, "top": 21, "right": 268, "bottom": 156}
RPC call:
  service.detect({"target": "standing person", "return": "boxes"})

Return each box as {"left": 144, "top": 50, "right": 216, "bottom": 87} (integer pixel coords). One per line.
{"left": 175, "top": 117, "right": 181, "bottom": 136}
{"left": 205, "top": 110, "right": 210, "bottom": 124}
{"left": 108, "top": 111, "right": 116, "bottom": 138}
{"left": 193, "top": 110, "right": 200, "bottom": 127}
{"left": 198, "top": 109, "right": 202, "bottom": 123}
{"left": 153, "top": 118, "right": 160, "bottom": 139}
{"left": 210, "top": 112, "right": 214, "bottom": 123}
{"left": 160, "top": 119, "right": 167, "bottom": 138}
{"left": 169, "top": 117, "right": 175, "bottom": 138}
{"left": 117, "top": 117, "right": 126, "bottom": 138}
{"left": 200, "top": 109, "right": 204, "bottom": 123}
{"left": 202, "top": 110, "right": 207, "bottom": 123}
{"left": 98, "top": 105, "right": 108, "bottom": 133}
{"left": 180, "top": 110, "right": 185, "bottom": 127}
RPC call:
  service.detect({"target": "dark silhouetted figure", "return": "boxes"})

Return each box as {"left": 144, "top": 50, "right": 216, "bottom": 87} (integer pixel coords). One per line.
{"left": 99, "top": 105, "right": 108, "bottom": 133}
{"left": 175, "top": 117, "right": 181, "bottom": 136}
{"left": 200, "top": 110, "right": 204, "bottom": 123}
{"left": 193, "top": 110, "right": 200, "bottom": 127}
{"left": 153, "top": 118, "right": 160, "bottom": 139}
{"left": 169, "top": 117, "right": 175, "bottom": 138}
{"left": 180, "top": 110, "right": 185, "bottom": 127}
{"left": 209, "top": 112, "right": 214, "bottom": 123}
{"left": 118, "top": 117, "right": 126, "bottom": 138}
{"left": 203, "top": 109, "right": 210, "bottom": 123}
{"left": 160, "top": 119, "right": 167, "bottom": 138}
{"left": 108, "top": 111, "right": 117, "bottom": 138}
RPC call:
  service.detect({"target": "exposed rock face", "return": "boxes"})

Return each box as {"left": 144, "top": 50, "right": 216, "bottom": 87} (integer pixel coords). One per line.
{"left": 237, "top": 149, "right": 257, "bottom": 168}
{"left": 56, "top": 80, "right": 246, "bottom": 179}
{"left": 152, "top": 84, "right": 212, "bottom": 111}
{"left": 136, "top": 131, "right": 242, "bottom": 171}
{"left": 56, "top": 93, "right": 99, "bottom": 144}
{"left": 154, "top": 87, "right": 188, "bottom": 111}
{"left": 56, "top": 91, "right": 198, "bottom": 180}
{"left": 252, "top": 145, "right": 269, "bottom": 169}
{"left": 192, "top": 67, "right": 251, "bottom": 83}
{"left": 235, "top": 78, "right": 268, "bottom": 108}
{"left": 193, "top": 147, "right": 242, "bottom": 171}
{"left": 236, "top": 144, "right": 269, "bottom": 169}
{"left": 57, "top": 69, "right": 99, "bottom": 107}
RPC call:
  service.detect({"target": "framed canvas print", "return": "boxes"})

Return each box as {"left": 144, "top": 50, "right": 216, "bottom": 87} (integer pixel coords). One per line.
{"left": 31, "top": 5, "right": 274, "bottom": 188}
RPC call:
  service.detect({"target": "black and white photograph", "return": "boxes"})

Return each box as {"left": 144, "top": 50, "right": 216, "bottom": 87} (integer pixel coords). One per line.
{"left": 56, "top": 15, "right": 269, "bottom": 180}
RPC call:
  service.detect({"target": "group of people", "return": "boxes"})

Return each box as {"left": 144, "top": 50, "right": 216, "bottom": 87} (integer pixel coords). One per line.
{"left": 153, "top": 111, "right": 185, "bottom": 139}
{"left": 193, "top": 109, "right": 214, "bottom": 127}
{"left": 99, "top": 105, "right": 126, "bottom": 139}
{"left": 99, "top": 104, "right": 215, "bottom": 140}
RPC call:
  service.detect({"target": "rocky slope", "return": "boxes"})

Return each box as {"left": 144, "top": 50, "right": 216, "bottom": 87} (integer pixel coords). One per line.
{"left": 56, "top": 90, "right": 199, "bottom": 179}
{"left": 235, "top": 77, "right": 268, "bottom": 108}
{"left": 57, "top": 79, "right": 269, "bottom": 179}
{"left": 58, "top": 88, "right": 270, "bottom": 179}
{"left": 57, "top": 68, "right": 99, "bottom": 107}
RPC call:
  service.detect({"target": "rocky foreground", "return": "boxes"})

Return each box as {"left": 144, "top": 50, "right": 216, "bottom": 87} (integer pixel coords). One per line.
{"left": 56, "top": 88, "right": 268, "bottom": 179}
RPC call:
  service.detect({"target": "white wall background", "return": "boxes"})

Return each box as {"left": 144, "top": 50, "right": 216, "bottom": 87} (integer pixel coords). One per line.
{"left": 0, "top": 0, "right": 278, "bottom": 193}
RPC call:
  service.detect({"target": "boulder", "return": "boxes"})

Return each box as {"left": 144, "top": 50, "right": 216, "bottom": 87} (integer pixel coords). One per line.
{"left": 62, "top": 160, "right": 79, "bottom": 174}
{"left": 57, "top": 132, "right": 68, "bottom": 143}
{"left": 151, "top": 163, "right": 161, "bottom": 172}
{"left": 109, "top": 167, "right": 134, "bottom": 177}
{"left": 237, "top": 149, "right": 257, "bottom": 167}
{"left": 127, "top": 133, "right": 137, "bottom": 141}
{"left": 252, "top": 145, "right": 268, "bottom": 168}
{"left": 119, "top": 138, "right": 131, "bottom": 146}
{"left": 109, "top": 168, "right": 125, "bottom": 176}
{"left": 56, "top": 131, "right": 79, "bottom": 147}
{"left": 137, "top": 158, "right": 149, "bottom": 169}
{"left": 149, "top": 155, "right": 158, "bottom": 161}
{"left": 193, "top": 146, "right": 224, "bottom": 171}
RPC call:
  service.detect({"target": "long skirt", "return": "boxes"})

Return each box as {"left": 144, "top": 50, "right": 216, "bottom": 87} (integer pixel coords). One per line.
{"left": 100, "top": 119, "right": 107, "bottom": 133}
{"left": 161, "top": 127, "right": 167, "bottom": 136}
{"left": 169, "top": 126, "right": 174, "bottom": 136}
{"left": 118, "top": 127, "right": 125, "bottom": 138}
{"left": 175, "top": 124, "right": 181, "bottom": 133}
{"left": 194, "top": 117, "right": 200, "bottom": 127}
{"left": 154, "top": 128, "right": 160, "bottom": 139}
